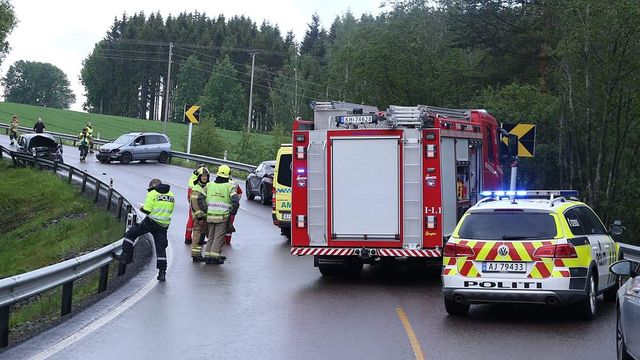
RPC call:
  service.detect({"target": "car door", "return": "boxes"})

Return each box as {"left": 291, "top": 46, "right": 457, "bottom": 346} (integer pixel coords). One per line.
{"left": 577, "top": 206, "right": 614, "bottom": 291}
{"left": 622, "top": 273, "right": 640, "bottom": 357}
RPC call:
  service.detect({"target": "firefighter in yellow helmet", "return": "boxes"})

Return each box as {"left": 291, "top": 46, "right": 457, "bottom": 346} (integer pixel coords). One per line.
{"left": 190, "top": 167, "right": 209, "bottom": 259}
{"left": 185, "top": 163, "right": 208, "bottom": 244}
{"left": 203, "top": 165, "right": 240, "bottom": 262}
{"left": 114, "top": 179, "right": 175, "bottom": 281}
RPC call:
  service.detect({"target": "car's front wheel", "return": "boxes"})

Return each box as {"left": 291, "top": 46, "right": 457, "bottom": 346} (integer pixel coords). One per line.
{"left": 120, "top": 152, "right": 132, "bottom": 164}
{"left": 246, "top": 182, "right": 255, "bottom": 200}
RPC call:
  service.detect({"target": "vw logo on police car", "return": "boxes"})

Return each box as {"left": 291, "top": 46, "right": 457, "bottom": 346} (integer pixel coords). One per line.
{"left": 498, "top": 245, "right": 509, "bottom": 257}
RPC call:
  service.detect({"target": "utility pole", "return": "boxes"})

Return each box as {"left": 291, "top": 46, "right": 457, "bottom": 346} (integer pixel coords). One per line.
{"left": 163, "top": 42, "right": 173, "bottom": 134}
{"left": 247, "top": 51, "right": 257, "bottom": 132}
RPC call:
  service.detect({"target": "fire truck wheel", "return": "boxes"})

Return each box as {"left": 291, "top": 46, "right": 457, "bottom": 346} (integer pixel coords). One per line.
{"left": 444, "top": 297, "right": 469, "bottom": 316}
{"left": 318, "top": 266, "right": 341, "bottom": 277}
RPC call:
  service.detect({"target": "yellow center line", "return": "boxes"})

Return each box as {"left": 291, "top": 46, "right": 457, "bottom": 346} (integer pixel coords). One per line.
{"left": 396, "top": 307, "right": 426, "bottom": 360}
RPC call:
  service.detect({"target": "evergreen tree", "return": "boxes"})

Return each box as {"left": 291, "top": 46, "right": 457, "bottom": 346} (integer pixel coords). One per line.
{"left": 199, "top": 56, "right": 247, "bottom": 131}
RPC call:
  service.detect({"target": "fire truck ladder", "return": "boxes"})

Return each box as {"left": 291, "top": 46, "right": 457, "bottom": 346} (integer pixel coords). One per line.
{"left": 306, "top": 136, "right": 327, "bottom": 246}
{"left": 388, "top": 106, "right": 422, "bottom": 128}
{"left": 402, "top": 129, "right": 423, "bottom": 249}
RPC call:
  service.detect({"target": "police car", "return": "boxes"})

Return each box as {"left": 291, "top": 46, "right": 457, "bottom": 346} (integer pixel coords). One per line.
{"left": 442, "top": 190, "right": 622, "bottom": 319}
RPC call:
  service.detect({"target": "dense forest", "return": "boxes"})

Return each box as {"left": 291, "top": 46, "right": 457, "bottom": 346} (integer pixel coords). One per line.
{"left": 79, "top": 0, "right": 640, "bottom": 238}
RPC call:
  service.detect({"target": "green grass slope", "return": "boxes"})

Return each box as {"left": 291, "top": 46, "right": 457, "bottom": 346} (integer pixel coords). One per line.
{"left": 0, "top": 102, "right": 274, "bottom": 152}
{"left": 0, "top": 161, "right": 123, "bottom": 278}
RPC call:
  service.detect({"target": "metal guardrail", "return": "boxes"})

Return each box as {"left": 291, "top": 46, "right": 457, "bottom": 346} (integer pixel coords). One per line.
{"left": 620, "top": 243, "right": 640, "bottom": 263}
{"left": 0, "top": 123, "right": 257, "bottom": 172}
{"left": 0, "top": 145, "right": 138, "bottom": 348}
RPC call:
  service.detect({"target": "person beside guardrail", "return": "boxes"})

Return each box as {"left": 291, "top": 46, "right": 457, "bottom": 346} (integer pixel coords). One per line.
{"left": 78, "top": 128, "right": 90, "bottom": 161}
{"left": 9, "top": 114, "right": 19, "bottom": 145}
{"left": 113, "top": 178, "right": 176, "bottom": 281}
{"left": 185, "top": 163, "right": 207, "bottom": 244}
{"left": 203, "top": 165, "right": 240, "bottom": 263}
{"left": 84, "top": 121, "right": 94, "bottom": 154}
{"left": 33, "top": 118, "right": 45, "bottom": 133}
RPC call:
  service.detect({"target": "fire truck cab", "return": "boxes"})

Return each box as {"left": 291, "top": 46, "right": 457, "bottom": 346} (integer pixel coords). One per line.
{"left": 291, "top": 101, "right": 503, "bottom": 275}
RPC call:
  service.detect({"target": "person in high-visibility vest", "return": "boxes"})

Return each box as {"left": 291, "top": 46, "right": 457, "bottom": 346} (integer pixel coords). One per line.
{"left": 114, "top": 178, "right": 175, "bottom": 281}
{"left": 225, "top": 179, "right": 242, "bottom": 244}
{"left": 203, "top": 165, "right": 240, "bottom": 261}
{"left": 185, "top": 164, "right": 207, "bottom": 244}
{"left": 190, "top": 167, "right": 209, "bottom": 257}
{"left": 84, "top": 122, "right": 94, "bottom": 153}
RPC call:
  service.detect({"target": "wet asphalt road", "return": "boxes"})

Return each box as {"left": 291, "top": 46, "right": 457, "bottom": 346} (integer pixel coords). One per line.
{"left": 0, "top": 136, "right": 617, "bottom": 360}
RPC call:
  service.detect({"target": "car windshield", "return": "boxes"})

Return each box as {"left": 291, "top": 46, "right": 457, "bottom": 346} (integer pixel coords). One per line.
{"left": 458, "top": 211, "right": 557, "bottom": 240}
{"left": 113, "top": 134, "right": 136, "bottom": 145}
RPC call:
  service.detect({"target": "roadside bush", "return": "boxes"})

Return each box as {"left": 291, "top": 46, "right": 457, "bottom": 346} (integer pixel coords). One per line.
{"left": 191, "top": 116, "right": 227, "bottom": 159}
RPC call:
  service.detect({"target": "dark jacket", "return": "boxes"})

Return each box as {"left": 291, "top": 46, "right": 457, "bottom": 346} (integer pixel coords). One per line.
{"left": 33, "top": 122, "right": 45, "bottom": 133}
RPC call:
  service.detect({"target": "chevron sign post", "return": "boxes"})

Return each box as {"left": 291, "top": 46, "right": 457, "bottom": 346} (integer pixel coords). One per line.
{"left": 184, "top": 104, "right": 201, "bottom": 154}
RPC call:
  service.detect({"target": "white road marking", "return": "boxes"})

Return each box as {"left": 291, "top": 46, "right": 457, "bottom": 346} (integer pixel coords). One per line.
{"left": 28, "top": 235, "right": 175, "bottom": 360}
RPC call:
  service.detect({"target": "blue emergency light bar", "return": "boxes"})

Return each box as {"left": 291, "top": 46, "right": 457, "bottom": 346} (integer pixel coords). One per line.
{"left": 481, "top": 190, "right": 579, "bottom": 198}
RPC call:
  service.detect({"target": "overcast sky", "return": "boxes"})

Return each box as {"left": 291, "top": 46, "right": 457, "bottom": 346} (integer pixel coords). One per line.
{"left": 0, "top": 0, "right": 385, "bottom": 112}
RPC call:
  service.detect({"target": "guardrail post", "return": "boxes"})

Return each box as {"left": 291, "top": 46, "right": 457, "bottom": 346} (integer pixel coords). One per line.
{"left": 98, "top": 264, "right": 110, "bottom": 293}
{"left": 61, "top": 281, "right": 73, "bottom": 316}
{"left": 0, "top": 305, "right": 8, "bottom": 348}
{"left": 116, "top": 197, "right": 124, "bottom": 222}
{"left": 117, "top": 262, "right": 127, "bottom": 276}
{"left": 81, "top": 173, "right": 87, "bottom": 193}
{"left": 53, "top": 161, "right": 58, "bottom": 173}
{"left": 68, "top": 167, "right": 73, "bottom": 183}
{"left": 94, "top": 181, "right": 101, "bottom": 203}
{"left": 106, "top": 188, "right": 113, "bottom": 211}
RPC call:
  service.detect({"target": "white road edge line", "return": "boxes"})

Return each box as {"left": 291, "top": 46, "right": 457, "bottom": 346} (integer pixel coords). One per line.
{"left": 28, "top": 235, "right": 175, "bottom": 360}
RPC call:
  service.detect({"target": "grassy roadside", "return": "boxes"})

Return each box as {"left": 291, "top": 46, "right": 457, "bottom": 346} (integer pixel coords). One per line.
{"left": 0, "top": 101, "right": 275, "bottom": 152}
{"left": 0, "top": 160, "right": 125, "bottom": 340}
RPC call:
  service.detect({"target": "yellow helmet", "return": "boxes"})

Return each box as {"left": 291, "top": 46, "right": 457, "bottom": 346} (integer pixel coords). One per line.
{"left": 216, "top": 165, "right": 231, "bottom": 178}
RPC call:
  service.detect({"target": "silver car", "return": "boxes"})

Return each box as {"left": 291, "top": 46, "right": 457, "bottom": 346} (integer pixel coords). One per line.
{"left": 610, "top": 260, "right": 640, "bottom": 360}
{"left": 97, "top": 132, "right": 171, "bottom": 164}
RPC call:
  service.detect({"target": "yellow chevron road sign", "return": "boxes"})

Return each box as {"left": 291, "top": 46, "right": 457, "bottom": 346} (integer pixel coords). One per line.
{"left": 501, "top": 123, "right": 536, "bottom": 157}
{"left": 184, "top": 105, "right": 200, "bottom": 124}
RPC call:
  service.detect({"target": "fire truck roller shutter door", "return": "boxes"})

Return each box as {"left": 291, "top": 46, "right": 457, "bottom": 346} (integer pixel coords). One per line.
{"left": 330, "top": 136, "right": 400, "bottom": 239}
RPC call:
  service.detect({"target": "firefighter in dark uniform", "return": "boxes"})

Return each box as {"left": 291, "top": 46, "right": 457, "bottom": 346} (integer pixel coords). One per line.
{"left": 114, "top": 179, "right": 175, "bottom": 281}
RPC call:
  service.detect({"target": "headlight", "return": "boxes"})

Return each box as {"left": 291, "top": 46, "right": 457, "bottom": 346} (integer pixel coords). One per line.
{"left": 111, "top": 149, "right": 120, "bottom": 153}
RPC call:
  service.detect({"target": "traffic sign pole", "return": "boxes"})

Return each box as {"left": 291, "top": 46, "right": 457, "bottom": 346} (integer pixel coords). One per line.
{"left": 187, "top": 122, "right": 193, "bottom": 154}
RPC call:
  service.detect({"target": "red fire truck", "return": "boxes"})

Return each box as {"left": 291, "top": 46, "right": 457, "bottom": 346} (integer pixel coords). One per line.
{"left": 290, "top": 101, "right": 504, "bottom": 275}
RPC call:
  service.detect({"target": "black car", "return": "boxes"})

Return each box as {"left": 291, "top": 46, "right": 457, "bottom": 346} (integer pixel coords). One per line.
{"left": 246, "top": 160, "right": 276, "bottom": 205}
{"left": 16, "top": 133, "right": 63, "bottom": 162}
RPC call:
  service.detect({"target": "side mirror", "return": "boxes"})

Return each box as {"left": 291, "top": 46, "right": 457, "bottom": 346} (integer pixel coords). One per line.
{"left": 610, "top": 260, "right": 636, "bottom": 277}
{"left": 609, "top": 220, "right": 625, "bottom": 236}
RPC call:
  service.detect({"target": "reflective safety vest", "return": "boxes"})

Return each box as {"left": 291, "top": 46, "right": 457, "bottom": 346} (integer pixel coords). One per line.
{"left": 205, "top": 182, "right": 235, "bottom": 221}
{"left": 188, "top": 173, "right": 198, "bottom": 190}
{"left": 190, "top": 183, "right": 207, "bottom": 217}
{"left": 143, "top": 190, "right": 175, "bottom": 227}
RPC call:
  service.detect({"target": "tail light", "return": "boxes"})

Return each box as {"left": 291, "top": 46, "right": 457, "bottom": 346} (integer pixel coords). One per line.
{"left": 443, "top": 242, "right": 474, "bottom": 257}
{"left": 272, "top": 189, "right": 276, "bottom": 210}
{"left": 534, "top": 244, "right": 577, "bottom": 258}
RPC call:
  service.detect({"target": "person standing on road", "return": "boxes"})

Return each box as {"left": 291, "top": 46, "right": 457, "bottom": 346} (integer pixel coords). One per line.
{"left": 9, "top": 115, "right": 19, "bottom": 145}
{"left": 190, "top": 167, "right": 209, "bottom": 258}
{"left": 33, "top": 118, "right": 45, "bottom": 133}
{"left": 225, "top": 179, "right": 242, "bottom": 244}
{"left": 84, "top": 122, "right": 94, "bottom": 153}
{"left": 203, "top": 165, "right": 240, "bottom": 262}
{"left": 78, "top": 128, "right": 90, "bottom": 161}
{"left": 114, "top": 179, "right": 175, "bottom": 281}
{"left": 185, "top": 163, "right": 207, "bottom": 244}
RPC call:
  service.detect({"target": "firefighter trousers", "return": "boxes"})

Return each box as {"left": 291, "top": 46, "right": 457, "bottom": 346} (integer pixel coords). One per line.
{"left": 185, "top": 188, "right": 193, "bottom": 242}
{"left": 122, "top": 217, "right": 169, "bottom": 270}
{"left": 191, "top": 218, "right": 207, "bottom": 256}
{"left": 204, "top": 220, "right": 227, "bottom": 255}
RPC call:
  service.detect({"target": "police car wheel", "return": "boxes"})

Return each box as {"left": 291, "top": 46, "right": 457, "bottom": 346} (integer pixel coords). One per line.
{"left": 578, "top": 274, "right": 597, "bottom": 320}
{"left": 444, "top": 297, "right": 469, "bottom": 316}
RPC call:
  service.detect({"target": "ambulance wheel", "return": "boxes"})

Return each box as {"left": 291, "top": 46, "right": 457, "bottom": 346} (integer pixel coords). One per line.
{"left": 578, "top": 273, "right": 597, "bottom": 320}
{"left": 444, "top": 297, "right": 469, "bottom": 316}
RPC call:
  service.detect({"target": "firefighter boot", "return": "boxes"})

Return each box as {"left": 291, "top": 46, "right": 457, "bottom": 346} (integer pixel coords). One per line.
{"left": 191, "top": 245, "right": 202, "bottom": 257}
{"left": 112, "top": 252, "right": 128, "bottom": 264}
{"left": 157, "top": 269, "right": 166, "bottom": 281}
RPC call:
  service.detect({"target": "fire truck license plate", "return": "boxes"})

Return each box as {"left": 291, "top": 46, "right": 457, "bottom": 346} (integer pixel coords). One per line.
{"left": 482, "top": 262, "right": 526, "bottom": 273}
